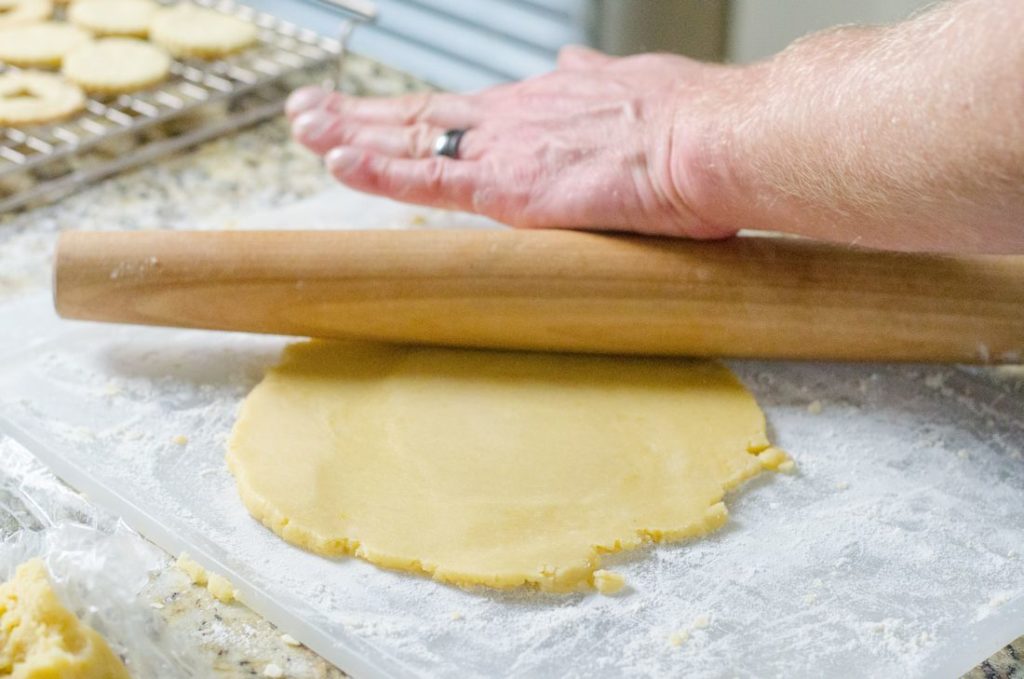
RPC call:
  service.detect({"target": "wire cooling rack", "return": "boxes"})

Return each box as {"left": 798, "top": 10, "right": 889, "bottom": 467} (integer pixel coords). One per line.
{"left": 0, "top": 0, "right": 398, "bottom": 213}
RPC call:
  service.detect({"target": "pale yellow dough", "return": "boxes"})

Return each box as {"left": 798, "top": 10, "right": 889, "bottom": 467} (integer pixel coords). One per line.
{"left": 0, "top": 559, "right": 130, "bottom": 679}
{"left": 228, "top": 341, "right": 788, "bottom": 593}
{"left": 175, "top": 553, "right": 238, "bottom": 603}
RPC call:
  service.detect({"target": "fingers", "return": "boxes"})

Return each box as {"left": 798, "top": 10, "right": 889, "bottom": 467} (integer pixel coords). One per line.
{"left": 557, "top": 45, "right": 614, "bottom": 71}
{"left": 286, "top": 86, "right": 481, "bottom": 128}
{"left": 285, "top": 86, "right": 329, "bottom": 121}
{"left": 293, "top": 109, "right": 446, "bottom": 158}
{"left": 325, "top": 147, "right": 500, "bottom": 213}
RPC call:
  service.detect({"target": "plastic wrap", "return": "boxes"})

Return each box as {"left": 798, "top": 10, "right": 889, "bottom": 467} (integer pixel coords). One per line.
{"left": 0, "top": 439, "right": 203, "bottom": 678}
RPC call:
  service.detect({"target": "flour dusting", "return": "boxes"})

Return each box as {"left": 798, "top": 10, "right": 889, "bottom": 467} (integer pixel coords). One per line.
{"left": 0, "top": 294, "right": 1021, "bottom": 678}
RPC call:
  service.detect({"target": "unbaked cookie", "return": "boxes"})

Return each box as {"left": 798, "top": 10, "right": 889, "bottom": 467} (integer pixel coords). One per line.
{"left": 0, "top": 0, "right": 52, "bottom": 27}
{"left": 150, "top": 5, "right": 257, "bottom": 59}
{"left": 68, "top": 0, "right": 158, "bottom": 38}
{"left": 0, "top": 71, "right": 85, "bottom": 125}
{"left": 62, "top": 37, "right": 170, "bottom": 94}
{"left": 0, "top": 22, "right": 92, "bottom": 68}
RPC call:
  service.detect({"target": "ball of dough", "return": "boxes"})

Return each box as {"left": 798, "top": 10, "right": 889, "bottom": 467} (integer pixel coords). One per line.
{"left": 68, "top": 0, "right": 158, "bottom": 38}
{"left": 0, "top": 22, "right": 92, "bottom": 68}
{"left": 0, "top": 70, "right": 85, "bottom": 125}
{"left": 0, "top": 559, "right": 131, "bottom": 679}
{"left": 150, "top": 4, "right": 257, "bottom": 59}
{"left": 0, "top": 0, "right": 52, "bottom": 27}
{"left": 62, "top": 37, "right": 170, "bottom": 94}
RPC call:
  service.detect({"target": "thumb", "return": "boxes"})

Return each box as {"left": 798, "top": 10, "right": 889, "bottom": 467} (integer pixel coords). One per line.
{"left": 557, "top": 44, "right": 614, "bottom": 70}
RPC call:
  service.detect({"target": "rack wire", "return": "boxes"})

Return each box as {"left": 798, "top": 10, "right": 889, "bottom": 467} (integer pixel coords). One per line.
{"left": 0, "top": 0, "right": 389, "bottom": 213}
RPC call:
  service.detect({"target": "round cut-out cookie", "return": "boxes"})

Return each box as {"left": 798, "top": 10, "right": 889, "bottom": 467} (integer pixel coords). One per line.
{"left": 0, "top": 0, "right": 52, "bottom": 27}
{"left": 0, "top": 71, "right": 85, "bottom": 125}
{"left": 62, "top": 37, "right": 170, "bottom": 94}
{"left": 68, "top": 0, "right": 158, "bottom": 38}
{"left": 150, "top": 4, "right": 257, "bottom": 59}
{"left": 0, "top": 22, "right": 92, "bottom": 68}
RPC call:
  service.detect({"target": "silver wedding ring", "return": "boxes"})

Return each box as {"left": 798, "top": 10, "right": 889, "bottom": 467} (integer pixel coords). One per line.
{"left": 433, "top": 128, "right": 468, "bottom": 159}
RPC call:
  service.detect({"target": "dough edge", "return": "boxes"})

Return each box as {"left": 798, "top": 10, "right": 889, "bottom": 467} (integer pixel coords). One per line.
{"left": 226, "top": 424, "right": 789, "bottom": 594}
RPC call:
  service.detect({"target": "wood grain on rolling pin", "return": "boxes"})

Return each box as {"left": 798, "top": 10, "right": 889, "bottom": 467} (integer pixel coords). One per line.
{"left": 54, "top": 229, "right": 1024, "bottom": 363}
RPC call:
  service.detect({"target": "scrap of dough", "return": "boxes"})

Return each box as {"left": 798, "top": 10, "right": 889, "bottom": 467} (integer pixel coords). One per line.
{"left": 228, "top": 341, "right": 788, "bottom": 593}
{"left": 206, "top": 574, "right": 237, "bottom": 604}
{"left": 175, "top": 553, "right": 207, "bottom": 586}
{"left": 175, "top": 553, "right": 237, "bottom": 603}
{"left": 592, "top": 570, "right": 626, "bottom": 595}
{"left": 0, "top": 559, "right": 130, "bottom": 679}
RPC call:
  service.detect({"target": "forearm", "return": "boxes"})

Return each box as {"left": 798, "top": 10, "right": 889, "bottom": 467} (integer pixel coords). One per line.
{"left": 689, "top": 0, "right": 1024, "bottom": 253}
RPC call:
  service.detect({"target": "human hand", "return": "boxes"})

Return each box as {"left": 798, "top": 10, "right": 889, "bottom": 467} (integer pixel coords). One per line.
{"left": 286, "top": 46, "right": 741, "bottom": 239}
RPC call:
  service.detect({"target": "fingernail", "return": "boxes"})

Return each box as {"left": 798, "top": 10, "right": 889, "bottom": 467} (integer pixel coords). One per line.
{"left": 293, "top": 110, "right": 333, "bottom": 143}
{"left": 326, "top": 146, "right": 361, "bottom": 172}
{"left": 286, "top": 87, "right": 329, "bottom": 118}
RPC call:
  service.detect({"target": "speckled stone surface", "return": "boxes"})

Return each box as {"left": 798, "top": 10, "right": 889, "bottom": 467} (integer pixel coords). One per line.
{"left": 143, "top": 566, "right": 348, "bottom": 678}
{"left": 0, "top": 55, "right": 1021, "bottom": 679}
{"left": 962, "top": 638, "right": 1024, "bottom": 679}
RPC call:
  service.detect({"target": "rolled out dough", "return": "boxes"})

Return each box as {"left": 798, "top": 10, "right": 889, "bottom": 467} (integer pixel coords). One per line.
{"left": 228, "top": 341, "right": 788, "bottom": 593}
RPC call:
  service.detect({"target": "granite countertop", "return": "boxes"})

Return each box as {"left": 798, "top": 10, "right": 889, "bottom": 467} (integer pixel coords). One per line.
{"left": 0, "top": 61, "right": 1022, "bottom": 679}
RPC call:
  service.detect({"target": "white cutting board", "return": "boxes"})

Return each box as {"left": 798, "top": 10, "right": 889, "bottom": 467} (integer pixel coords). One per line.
{"left": 1, "top": 189, "right": 1022, "bottom": 678}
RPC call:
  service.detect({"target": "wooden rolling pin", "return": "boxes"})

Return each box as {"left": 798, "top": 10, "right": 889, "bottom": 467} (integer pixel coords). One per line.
{"left": 54, "top": 229, "right": 1024, "bottom": 363}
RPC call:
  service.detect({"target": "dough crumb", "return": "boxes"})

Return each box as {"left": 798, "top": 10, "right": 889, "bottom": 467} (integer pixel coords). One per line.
{"left": 669, "top": 630, "right": 690, "bottom": 647}
{"left": 176, "top": 553, "right": 208, "bottom": 586}
{"left": 207, "top": 572, "right": 238, "bottom": 603}
{"left": 803, "top": 593, "right": 818, "bottom": 605}
{"left": 592, "top": 569, "right": 626, "bottom": 595}
{"left": 177, "top": 554, "right": 238, "bottom": 602}
{"left": 409, "top": 214, "right": 428, "bottom": 226}
{"left": 806, "top": 400, "right": 823, "bottom": 414}
{"left": 172, "top": 434, "right": 189, "bottom": 446}
{"left": 280, "top": 633, "right": 301, "bottom": 647}
{"left": 150, "top": 601, "right": 165, "bottom": 610}
{"left": 835, "top": 481, "right": 850, "bottom": 491}
{"left": 691, "top": 613, "right": 711, "bottom": 629}
{"left": 449, "top": 612, "right": 464, "bottom": 621}
{"left": 263, "top": 663, "right": 284, "bottom": 678}
{"left": 756, "top": 446, "right": 790, "bottom": 470}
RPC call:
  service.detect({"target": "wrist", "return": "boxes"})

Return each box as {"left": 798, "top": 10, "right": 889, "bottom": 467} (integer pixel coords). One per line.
{"left": 669, "top": 62, "right": 787, "bottom": 239}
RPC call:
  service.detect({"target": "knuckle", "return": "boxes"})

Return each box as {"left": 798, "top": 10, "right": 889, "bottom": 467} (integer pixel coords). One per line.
{"left": 404, "top": 92, "right": 435, "bottom": 124}
{"left": 334, "top": 124, "right": 359, "bottom": 145}
{"left": 322, "top": 92, "right": 348, "bottom": 114}
{"left": 407, "top": 122, "right": 437, "bottom": 158}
